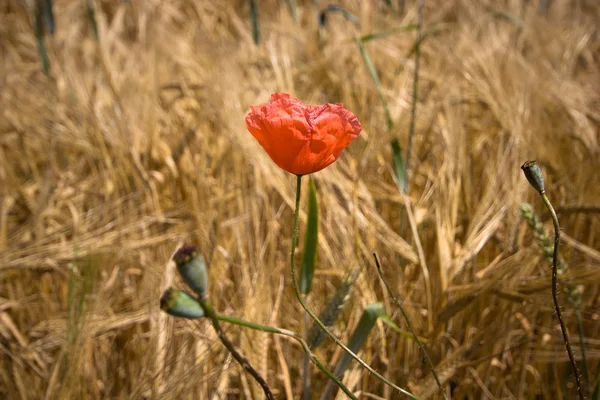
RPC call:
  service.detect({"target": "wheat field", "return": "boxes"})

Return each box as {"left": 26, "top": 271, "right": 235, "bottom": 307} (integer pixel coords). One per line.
{"left": 1, "top": 0, "right": 599, "bottom": 399}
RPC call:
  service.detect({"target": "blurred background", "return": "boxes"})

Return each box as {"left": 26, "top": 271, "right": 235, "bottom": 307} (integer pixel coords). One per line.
{"left": 1, "top": 0, "right": 599, "bottom": 398}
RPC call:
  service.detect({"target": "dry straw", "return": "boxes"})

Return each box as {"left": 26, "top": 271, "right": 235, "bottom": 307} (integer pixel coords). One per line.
{"left": 1, "top": 1, "right": 599, "bottom": 398}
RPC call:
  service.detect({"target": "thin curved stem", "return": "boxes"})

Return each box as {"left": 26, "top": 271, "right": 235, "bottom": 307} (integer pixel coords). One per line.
{"left": 374, "top": 253, "right": 447, "bottom": 400}
{"left": 302, "top": 310, "right": 311, "bottom": 400}
{"left": 540, "top": 192, "right": 583, "bottom": 400}
{"left": 291, "top": 175, "right": 419, "bottom": 400}
{"left": 215, "top": 313, "right": 358, "bottom": 400}
{"left": 200, "top": 300, "right": 274, "bottom": 400}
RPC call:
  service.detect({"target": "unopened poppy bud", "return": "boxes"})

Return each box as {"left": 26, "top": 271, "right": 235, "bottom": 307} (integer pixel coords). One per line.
{"left": 173, "top": 245, "right": 208, "bottom": 298}
{"left": 160, "top": 288, "right": 205, "bottom": 319}
{"left": 521, "top": 160, "right": 545, "bottom": 193}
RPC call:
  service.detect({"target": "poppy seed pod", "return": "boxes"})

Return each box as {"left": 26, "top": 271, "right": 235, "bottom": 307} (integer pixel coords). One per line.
{"left": 245, "top": 93, "right": 362, "bottom": 175}
{"left": 173, "top": 245, "right": 209, "bottom": 298}
{"left": 521, "top": 160, "right": 545, "bottom": 193}
{"left": 160, "top": 288, "right": 205, "bottom": 319}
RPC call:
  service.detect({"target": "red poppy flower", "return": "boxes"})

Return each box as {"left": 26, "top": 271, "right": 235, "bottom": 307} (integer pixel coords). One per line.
{"left": 245, "top": 93, "right": 362, "bottom": 175}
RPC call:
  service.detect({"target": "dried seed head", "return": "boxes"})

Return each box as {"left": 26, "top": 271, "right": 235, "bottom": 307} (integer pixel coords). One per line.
{"left": 160, "top": 288, "right": 205, "bottom": 319}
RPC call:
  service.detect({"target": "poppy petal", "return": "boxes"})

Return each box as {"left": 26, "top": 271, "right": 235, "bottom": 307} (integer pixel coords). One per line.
{"left": 245, "top": 93, "right": 362, "bottom": 175}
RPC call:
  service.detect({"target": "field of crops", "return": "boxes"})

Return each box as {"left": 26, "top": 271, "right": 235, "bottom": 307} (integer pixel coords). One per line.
{"left": 1, "top": 1, "right": 599, "bottom": 399}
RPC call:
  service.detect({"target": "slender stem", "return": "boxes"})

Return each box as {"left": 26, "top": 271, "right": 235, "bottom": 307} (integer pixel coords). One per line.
{"left": 303, "top": 310, "right": 311, "bottom": 400}
{"left": 249, "top": 0, "right": 260, "bottom": 45}
{"left": 200, "top": 299, "right": 274, "bottom": 400}
{"left": 291, "top": 175, "right": 419, "bottom": 400}
{"left": 373, "top": 254, "right": 447, "bottom": 400}
{"left": 540, "top": 192, "right": 583, "bottom": 400}
{"left": 214, "top": 312, "right": 358, "bottom": 400}
{"left": 405, "top": 0, "right": 424, "bottom": 189}
{"left": 86, "top": 0, "right": 99, "bottom": 40}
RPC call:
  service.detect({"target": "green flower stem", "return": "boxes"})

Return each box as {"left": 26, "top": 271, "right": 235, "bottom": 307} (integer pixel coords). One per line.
{"left": 200, "top": 299, "right": 274, "bottom": 400}
{"left": 214, "top": 312, "right": 358, "bottom": 400}
{"left": 303, "top": 310, "right": 311, "bottom": 400}
{"left": 540, "top": 192, "right": 583, "bottom": 400}
{"left": 292, "top": 175, "right": 419, "bottom": 400}
{"left": 373, "top": 254, "right": 447, "bottom": 400}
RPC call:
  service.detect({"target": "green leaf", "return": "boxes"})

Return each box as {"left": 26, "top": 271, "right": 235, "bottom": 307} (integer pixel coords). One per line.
{"left": 379, "top": 313, "right": 428, "bottom": 343}
{"left": 391, "top": 138, "right": 408, "bottom": 193}
{"left": 86, "top": 0, "right": 99, "bottom": 40}
{"left": 319, "top": 303, "right": 386, "bottom": 400}
{"left": 300, "top": 176, "right": 319, "bottom": 294}
{"left": 319, "top": 5, "right": 360, "bottom": 28}
{"left": 34, "top": 1, "right": 49, "bottom": 74}
{"left": 405, "top": 24, "right": 451, "bottom": 59}
{"left": 357, "top": 24, "right": 418, "bottom": 43}
{"left": 249, "top": 0, "right": 260, "bottom": 45}
{"left": 355, "top": 39, "right": 393, "bottom": 131}
{"left": 42, "top": 0, "right": 55, "bottom": 35}
{"left": 307, "top": 268, "right": 360, "bottom": 348}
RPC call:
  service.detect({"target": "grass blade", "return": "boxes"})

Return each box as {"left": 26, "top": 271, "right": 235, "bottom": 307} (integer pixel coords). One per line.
{"left": 357, "top": 24, "right": 417, "bottom": 43}
{"left": 300, "top": 176, "right": 319, "bottom": 294}
{"left": 307, "top": 268, "right": 360, "bottom": 348}
{"left": 355, "top": 39, "right": 393, "bottom": 131}
{"left": 86, "top": 0, "right": 99, "bottom": 40}
{"left": 391, "top": 138, "right": 408, "bottom": 193}
{"left": 379, "top": 312, "right": 428, "bottom": 343}
{"left": 319, "top": 303, "right": 386, "bottom": 400}
{"left": 249, "top": 0, "right": 260, "bottom": 45}
{"left": 319, "top": 5, "right": 359, "bottom": 28}
{"left": 405, "top": 24, "right": 451, "bottom": 60}
{"left": 42, "top": 0, "right": 55, "bottom": 35}
{"left": 300, "top": 177, "right": 319, "bottom": 399}
{"left": 34, "top": 0, "right": 49, "bottom": 74}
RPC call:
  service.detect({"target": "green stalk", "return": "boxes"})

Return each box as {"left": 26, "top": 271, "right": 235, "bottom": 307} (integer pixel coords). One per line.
{"left": 34, "top": 0, "right": 49, "bottom": 74}
{"left": 249, "top": 0, "right": 260, "bottom": 45}
{"left": 540, "top": 192, "right": 583, "bottom": 400}
{"left": 200, "top": 299, "right": 274, "bottom": 400}
{"left": 320, "top": 303, "right": 387, "bottom": 400}
{"left": 355, "top": 39, "right": 393, "bottom": 132}
{"left": 291, "top": 175, "right": 419, "bottom": 399}
{"left": 303, "top": 310, "right": 311, "bottom": 400}
{"left": 215, "top": 312, "right": 358, "bottom": 400}
{"left": 522, "top": 161, "right": 583, "bottom": 399}
{"left": 86, "top": 0, "right": 99, "bottom": 40}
